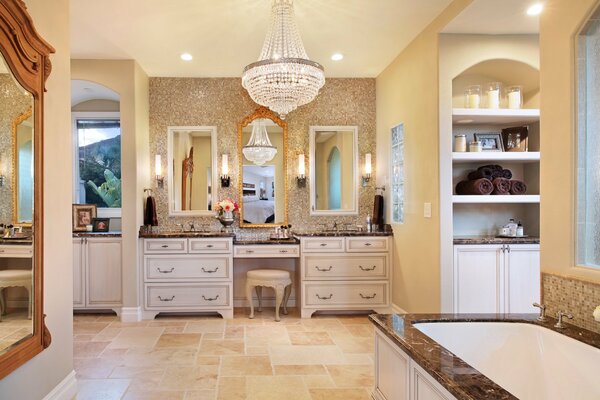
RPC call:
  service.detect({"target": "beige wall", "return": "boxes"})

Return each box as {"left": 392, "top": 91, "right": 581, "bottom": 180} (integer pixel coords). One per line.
{"left": 0, "top": 0, "right": 75, "bottom": 397}
{"left": 540, "top": 0, "right": 600, "bottom": 284}
{"left": 71, "top": 59, "right": 150, "bottom": 311}
{"left": 375, "top": 0, "right": 472, "bottom": 313}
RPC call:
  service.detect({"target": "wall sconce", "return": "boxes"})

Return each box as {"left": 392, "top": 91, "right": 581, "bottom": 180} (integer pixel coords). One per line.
{"left": 362, "top": 153, "right": 372, "bottom": 187}
{"left": 221, "top": 154, "right": 230, "bottom": 187}
{"left": 296, "top": 153, "right": 306, "bottom": 187}
{"left": 155, "top": 154, "right": 164, "bottom": 188}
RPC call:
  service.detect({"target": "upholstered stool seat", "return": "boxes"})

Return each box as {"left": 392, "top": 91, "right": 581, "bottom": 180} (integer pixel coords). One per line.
{"left": 246, "top": 269, "right": 292, "bottom": 322}
{"left": 0, "top": 269, "right": 32, "bottom": 321}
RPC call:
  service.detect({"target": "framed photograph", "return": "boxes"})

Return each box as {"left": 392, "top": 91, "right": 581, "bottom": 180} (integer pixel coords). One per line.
{"left": 501, "top": 126, "right": 529, "bottom": 152}
{"left": 72, "top": 204, "right": 97, "bottom": 232}
{"left": 474, "top": 133, "right": 504, "bottom": 152}
{"left": 92, "top": 218, "right": 110, "bottom": 232}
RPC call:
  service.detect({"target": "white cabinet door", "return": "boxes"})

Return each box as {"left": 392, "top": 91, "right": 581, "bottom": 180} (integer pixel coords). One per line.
{"left": 453, "top": 245, "right": 501, "bottom": 313}
{"left": 504, "top": 245, "right": 540, "bottom": 313}
{"left": 86, "top": 238, "right": 122, "bottom": 306}
{"left": 375, "top": 331, "right": 410, "bottom": 400}
{"left": 73, "top": 238, "right": 85, "bottom": 307}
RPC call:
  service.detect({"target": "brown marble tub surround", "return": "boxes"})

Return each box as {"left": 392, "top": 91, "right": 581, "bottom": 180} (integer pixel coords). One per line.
{"left": 370, "top": 313, "right": 600, "bottom": 400}
{"left": 73, "top": 231, "right": 123, "bottom": 238}
{"left": 453, "top": 236, "right": 539, "bottom": 245}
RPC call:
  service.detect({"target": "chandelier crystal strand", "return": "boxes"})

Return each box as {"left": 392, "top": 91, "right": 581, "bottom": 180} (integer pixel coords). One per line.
{"left": 242, "top": 120, "right": 278, "bottom": 166}
{"left": 242, "top": 0, "right": 325, "bottom": 119}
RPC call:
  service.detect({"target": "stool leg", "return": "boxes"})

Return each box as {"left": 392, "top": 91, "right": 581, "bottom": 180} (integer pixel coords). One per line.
{"left": 274, "top": 285, "right": 284, "bottom": 322}
{"left": 0, "top": 288, "right": 3, "bottom": 322}
{"left": 255, "top": 286, "right": 263, "bottom": 312}
{"left": 282, "top": 284, "right": 292, "bottom": 315}
{"left": 27, "top": 286, "right": 32, "bottom": 320}
{"left": 246, "top": 283, "right": 255, "bottom": 319}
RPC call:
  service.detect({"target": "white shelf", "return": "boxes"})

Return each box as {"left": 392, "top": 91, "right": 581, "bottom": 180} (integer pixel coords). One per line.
{"left": 452, "top": 108, "right": 540, "bottom": 125}
{"left": 452, "top": 152, "right": 540, "bottom": 163}
{"left": 453, "top": 195, "right": 540, "bottom": 204}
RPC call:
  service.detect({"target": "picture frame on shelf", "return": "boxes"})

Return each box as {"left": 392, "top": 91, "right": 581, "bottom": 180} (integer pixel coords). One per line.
{"left": 92, "top": 218, "right": 110, "bottom": 232}
{"left": 501, "top": 126, "right": 529, "bottom": 152}
{"left": 72, "top": 204, "right": 97, "bottom": 232}
{"left": 474, "top": 133, "right": 504, "bottom": 152}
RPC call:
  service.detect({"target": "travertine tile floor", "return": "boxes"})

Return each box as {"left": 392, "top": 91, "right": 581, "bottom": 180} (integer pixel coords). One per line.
{"left": 74, "top": 308, "right": 375, "bottom": 400}
{"left": 0, "top": 310, "right": 33, "bottom": 352}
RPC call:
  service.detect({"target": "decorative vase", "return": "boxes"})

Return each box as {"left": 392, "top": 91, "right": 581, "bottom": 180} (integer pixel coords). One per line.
{"left": 218, "top": 211, "right": 234, "bottom": 232}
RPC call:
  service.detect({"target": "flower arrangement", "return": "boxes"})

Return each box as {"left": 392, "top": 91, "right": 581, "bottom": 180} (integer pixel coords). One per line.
{"left": 214, "top": 198, "right": 239, "bottom": 218}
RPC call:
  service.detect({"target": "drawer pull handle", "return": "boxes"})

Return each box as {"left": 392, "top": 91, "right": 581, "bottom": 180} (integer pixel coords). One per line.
{"left": 365, "top": 243, "right": 372, "bottom": 246}
{"left": 320, "top": 243, "right": 328, "bottom": 247}
{"left": 246, "top": 250, "right": 254, "bottom": 253}
{"left": 201, "top": 267, "right": 219, "bottom": 273}
{"left": 359, "top": 293, "right": 377, "bottom": 300}
{"left": 202, "top": 294, "right": 220, "bottom": 301}
{"left": 279, "top": 250, "right": 289, "bottom": 253}
{"left": 315, "top": 293, "right": 333, "bottom": 300}
{"left": 359, "top": 265, "right": 377, "bottom": 272}
{"left": 158, "top": 295, "right": 175, "bottom": 302}
{"left": 206, "top": 244, "right": 214, "bottom": 248}
{"left": 157, "top": 267, "right": 175, "bottom": 274}
{"left": 161, "top": 245, "right": 169, "bottom": 248}
{"left": 315, "top": 266, "right": 333, "bottom": 272}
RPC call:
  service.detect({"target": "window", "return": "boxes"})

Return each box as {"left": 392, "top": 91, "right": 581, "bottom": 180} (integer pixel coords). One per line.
{"left": 577, "top": 10, "right": 600, "bottom": 268}
{"left": 72, "top": 112, "right": 121, "bottom": 217}
{"left": 390, "top": 123, "right": 404, "bottom": 224}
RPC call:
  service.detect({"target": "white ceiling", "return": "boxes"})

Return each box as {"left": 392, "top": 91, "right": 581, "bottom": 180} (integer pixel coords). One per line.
{"left": 70, "top": 0, "right": 453, "bottom": 78}
{"left": 443, "top": 0, "right": 540, "bottom": 34}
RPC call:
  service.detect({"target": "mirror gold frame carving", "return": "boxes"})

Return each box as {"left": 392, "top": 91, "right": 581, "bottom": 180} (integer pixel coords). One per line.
{"left": 12, "top": 106, "right": 33, "bottom": 225}
{"left": 238, "top": 107, "right": 288, "bottom": 228}
{"left": 0, "top": 0, "right": 54, "bottom": 379}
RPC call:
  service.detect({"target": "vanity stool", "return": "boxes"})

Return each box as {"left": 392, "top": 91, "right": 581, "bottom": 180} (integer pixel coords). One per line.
{"left": 246, "top": 269, "right": 292, "bottom": 322}
{"left": 0, "top": 270, "right": 32, "bottom": 321}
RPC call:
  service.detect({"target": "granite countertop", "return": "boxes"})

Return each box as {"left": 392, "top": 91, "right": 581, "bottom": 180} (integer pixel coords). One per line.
{"left": 73, "top": 231, "right": 122, "bottom": 238}
{"left": 453, "top": 236, "right": 540, "bottom": 245}
{"left": 369, "top": 313, "right": 600, "bottom": 400}
{"left": 139, "top": 231, "right": 235, "bottom": 239}
{"left": 0, "top": 238, "right": 32, "bottom": 245}
{"left": 234, "top": 238, "right": 300, "bottom": 245}
{"left": 293, "top": 230, "right": 393, "bottom": 237}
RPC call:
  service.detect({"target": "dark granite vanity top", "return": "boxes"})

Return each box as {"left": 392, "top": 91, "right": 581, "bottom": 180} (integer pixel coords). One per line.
{"left": 234, "top": 238, "right": 300, "bottom": 245}
{"left": 370, "top": 313, "right": 600, "bottom": 400}
{"left": 138, "top": 231, "right": 235, "bottom": 239}
{"left": 0, "top": 238, "right": 32, "bottom": 245}
{"left": 453, "top": 236, "right": 540, "bottom": 245}
{"left": 73, "top": 231, "right": 122, "bottom": 238}
{"left": 293, "top": 230, "right": 393, "bottom": 237}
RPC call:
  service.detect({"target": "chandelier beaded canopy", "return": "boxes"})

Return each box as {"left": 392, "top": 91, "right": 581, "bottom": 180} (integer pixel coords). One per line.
{"left": 242, "top": 0, "right": 325, "bottom": 120}
{"left": 242, "top": 119, "right": 278, "bottom": 166}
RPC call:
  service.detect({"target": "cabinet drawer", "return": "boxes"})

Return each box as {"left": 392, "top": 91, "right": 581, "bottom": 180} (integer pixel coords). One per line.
{"left": 0, "top": 245, "right": 33, "bottom": 258}
{"left": 144, "top": 255, "right": 231, "bottom": 281}
{"left": 301, "top": 238, "right": 345, "bottom": 253}
{"left": 145, "top": 284, "right": 230, "bottom": 308}
{"left": 144, "top": 239, "right": 187, "bottom": 254}
{"left": 304, "top": 255, "right": 387, "bottom": 279}
{"left": 346, "top": 237, "right": 389, "bottom": 252}
{"left": 304, "top": 282, "right": 388, "bottom": 307}
{"left": 234, "top": 245, "right": 299, "bottom": 258}
{"left": 189, "top": 238, "right": 232, "bottom": 253}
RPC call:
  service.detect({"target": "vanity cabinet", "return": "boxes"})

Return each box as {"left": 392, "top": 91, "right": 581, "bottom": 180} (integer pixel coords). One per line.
{"left": 453, "top": 244, "right": 540, "bottom": 314}
{"left": 300, "top": 236, "right": 392, "bottom": 318}
{"left": 141, "top": 237, "right": 234, "bottom": 319}
{"left": 73, "top": 237, "right": 123, "bottom": 313}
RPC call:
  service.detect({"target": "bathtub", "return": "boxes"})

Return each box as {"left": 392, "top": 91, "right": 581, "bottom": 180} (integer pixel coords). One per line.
{"left": 415, "top": 322, "right": 600, "bottom": 400}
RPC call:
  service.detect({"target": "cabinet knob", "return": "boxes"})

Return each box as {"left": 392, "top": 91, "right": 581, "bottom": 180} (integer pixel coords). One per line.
{"left": 365, "top": 243, "right": 372, "bottom": 247}
{"left": 206, "top": 244, "right": 214, "bottom": 248}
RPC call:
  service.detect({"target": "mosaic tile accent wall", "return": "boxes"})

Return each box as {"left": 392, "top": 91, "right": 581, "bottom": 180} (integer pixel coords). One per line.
{"left": 0, "top": 74, "right": 33, "bottom": 224}
{"left": 149, "top": 78, "right": 376, "bottom": 236}
{"left": 542, "top": 272, "right": 600, "bottom": 334}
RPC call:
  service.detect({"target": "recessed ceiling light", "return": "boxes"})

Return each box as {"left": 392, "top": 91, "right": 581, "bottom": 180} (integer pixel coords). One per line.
{"left": 526, "top": 3, "right": 543, "bottom": 16}
{"left": 331, "top": 53, "right": 344, "bottom": 61}
{"left": 180, "top": 53, "right": 193, "bottom": 61}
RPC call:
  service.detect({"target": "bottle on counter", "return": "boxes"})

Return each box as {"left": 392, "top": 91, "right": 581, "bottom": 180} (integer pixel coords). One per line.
{"left": 507, "top": 219, "right": 518, "bottom": 237}
{"left": 366, "top": 214, "right": 373, "bottom": 233}
{"left": 516, "top": 221, "right": 524, "bottom": 237}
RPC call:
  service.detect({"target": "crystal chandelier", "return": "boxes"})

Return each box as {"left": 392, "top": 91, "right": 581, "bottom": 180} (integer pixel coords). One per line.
{"left": 243, "top": 120, "right": 278, "bottom": 166}
{"left": 242, "top": 0, "right": 325, "bottom": 120}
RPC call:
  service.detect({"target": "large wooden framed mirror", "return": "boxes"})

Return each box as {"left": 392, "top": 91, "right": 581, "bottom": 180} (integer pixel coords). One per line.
{"left": 0, "top": 0, "right": 54, "bottom": 379}
{"left": 238, "top": 107, "right": 288, "bottom": 228}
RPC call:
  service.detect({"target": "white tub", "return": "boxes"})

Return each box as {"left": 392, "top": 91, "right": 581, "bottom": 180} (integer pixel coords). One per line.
{"left": 415, "top": 322, "right": 600, "bottom": 400}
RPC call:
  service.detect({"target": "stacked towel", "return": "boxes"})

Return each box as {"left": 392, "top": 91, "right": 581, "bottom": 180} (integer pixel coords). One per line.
{"left": 492, "top": 178, "right": 511, "bottom": 195}
{"left": 457, "top": 164, "right": 528, "bottom": 196}
{"left": 144, "top": 195, "right": 158, "bottom": 226}
{"left": 373, "top": 194, "right": 384, "bottom": 226}
{"left": 509, "top": 180, "right": 528, "bottom": 195}
{"left": 456, "top": 178, "right": 494, "bottom": 195}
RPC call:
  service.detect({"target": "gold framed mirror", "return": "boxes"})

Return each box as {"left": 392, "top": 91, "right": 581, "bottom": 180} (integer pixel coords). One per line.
{"left": 238, "top": 107, "right": 288, "bottom": 228}
{"left": 0, "top": 0, "right": 54, "bottom": 379}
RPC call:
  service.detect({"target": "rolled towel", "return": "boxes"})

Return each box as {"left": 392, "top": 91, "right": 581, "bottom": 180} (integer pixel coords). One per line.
{"left": 510, "top": 180, "right": 528, "bottom": 195}
{"left": 468, "top": 167, "right": 493, "bottom": 180}
{"left": 500, "top": 169, "right": 513, "bottom": 179}
{"left": 456, "top": 178, "right": 494, "bottom": 195}
{"left": 492, "top": 177, "right": 511, "bottom": 195}
{"left": 480, "top": 164, "right": 503, "bottom": 171}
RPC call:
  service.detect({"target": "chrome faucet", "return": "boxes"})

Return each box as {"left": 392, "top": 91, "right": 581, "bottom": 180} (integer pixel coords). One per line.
{"left": 532, "top": 302, "right": 547, "bottom": 322}
{"left": 332, "top": 221, "right": 339, "bottom": 232}
{"left": 175, "top": 223, "right": 184, "bottom": 232}
{"left": 187, "top": 221, "right": 197, "bottom": 232}
{"left": 554, "top": 310, "right": 574, "bottom": 329}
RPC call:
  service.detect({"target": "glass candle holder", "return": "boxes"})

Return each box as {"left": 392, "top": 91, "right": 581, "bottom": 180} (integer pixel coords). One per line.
{"left": 486, "top": 82, "right": 501, "bottom": 109}
{"left": 464, "top": 85, "right": 481, "bottom": 109}
{"left": 469, "top": 140, "right": 482, "bottom": 152}
{"left": 507, "top": 85, "right": 523, "bottom": 109}
{"left": 454, "top": 134, "right": 467, "bottom": 152}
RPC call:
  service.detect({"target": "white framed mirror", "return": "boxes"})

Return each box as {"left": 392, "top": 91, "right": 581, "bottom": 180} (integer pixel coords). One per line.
{"left": 309, "top": 126, "right": 359, "bottom": 216}
{"left": 167, "top": 126, "right": 218, "bottom": 216}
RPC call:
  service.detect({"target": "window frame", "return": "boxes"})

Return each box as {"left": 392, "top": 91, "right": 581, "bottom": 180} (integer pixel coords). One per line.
{"left": 71, "top": 111, "right": 122, "bottom": 218}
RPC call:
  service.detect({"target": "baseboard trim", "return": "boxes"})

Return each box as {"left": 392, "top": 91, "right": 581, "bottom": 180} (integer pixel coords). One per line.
{"left": 42, "top": 370, "right": 77, "bottom": 400}
{"left": 120, "top": 307, "right": 141, "bottom": 322}
{"left": 391, "top": 303, "right": 408, "bottom": 314}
